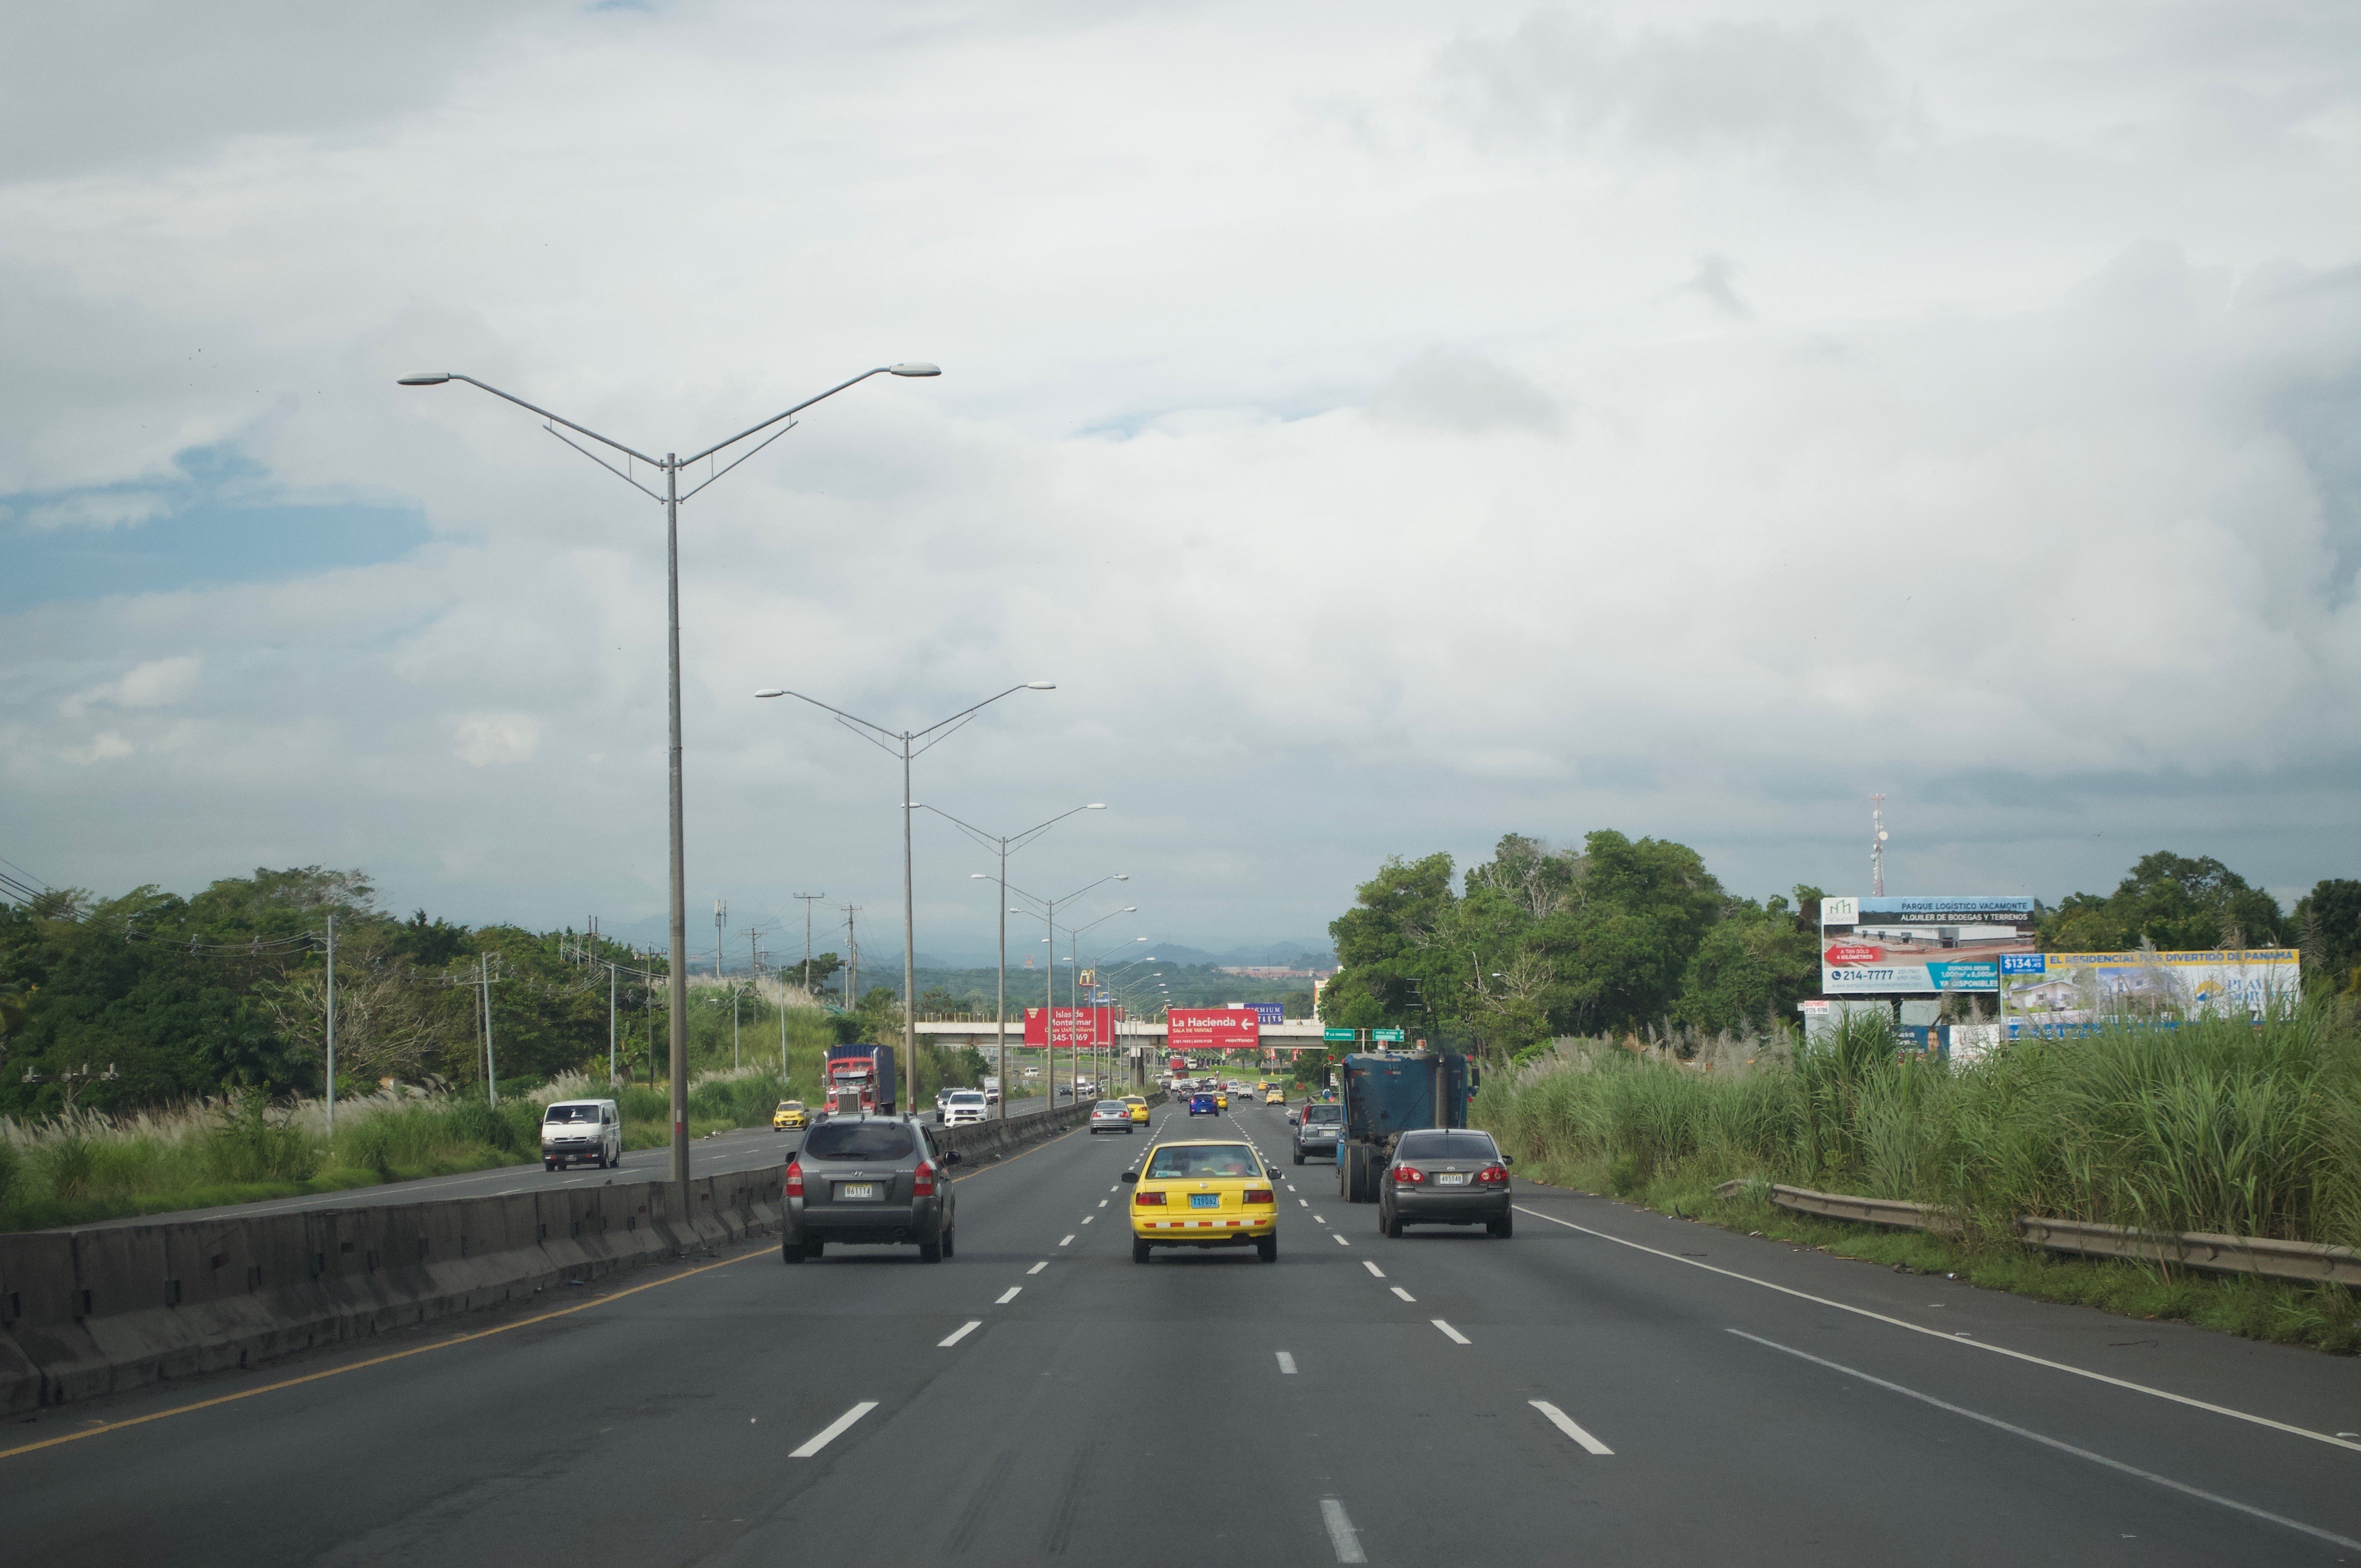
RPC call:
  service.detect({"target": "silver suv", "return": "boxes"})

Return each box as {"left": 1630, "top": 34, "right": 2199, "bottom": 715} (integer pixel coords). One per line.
{"left": 542, "top": 1099, "right": 620, "bottom": 1170}
{"left": 1292, "top": 1103, "right": 1342, "bottom": 1166}
{"left": 782, "top": 1115, "right": 961, "bottom": 1263}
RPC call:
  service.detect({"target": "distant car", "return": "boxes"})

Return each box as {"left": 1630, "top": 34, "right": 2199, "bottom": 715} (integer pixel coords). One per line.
{"left": 542, "top": 1098, "right": 621, "bottom": 1170}
{"left": 1380, "top": 1129, "right": 1515, "bottom": 1239}
{"left": 1292, "top": 1103, "right": 1342, "bottom": 1165}
{"left": 1090, "top": 1098, "right": 1136, "bottom": 1134}
{"left": 1188, "top": 1092, "right": 1217, "bottom": 1116}
{"left": 1264, "top": 1088, "right": 1285, "bottom": 1106}
{"left": 940, "top": 1090, "right": 988, "bottom": 1126}
{"left": 1214, "top": 1091, "right": 1229, "bottom": 1110}
{"left": 1123, "top": 1095, "right": 1151, "bottom": 1125}
{"left": 1123, "top": 1139, "right": 1277, "bottom": 1263}
{"left": 781, "top": 1114, "right": 961, "bottom": 1263}
{"left": 772, "top": 1099, "right": 809, "bottom": 1130}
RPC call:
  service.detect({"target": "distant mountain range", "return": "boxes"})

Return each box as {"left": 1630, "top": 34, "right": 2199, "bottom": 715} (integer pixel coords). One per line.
{"left": 576, "top": 916, "right": 1332, "bottom": 975}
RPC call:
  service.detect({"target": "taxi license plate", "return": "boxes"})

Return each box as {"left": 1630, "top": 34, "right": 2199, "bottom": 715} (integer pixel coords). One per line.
{"left": 836, "top": 1183, "right": 880, "bottom": 1201}
{"left": 1435, "top": 1173, "right": 1471, "bottom": 1186}
{"left": 1189, "top": 1193, "right": 1221, "bottom": 1209}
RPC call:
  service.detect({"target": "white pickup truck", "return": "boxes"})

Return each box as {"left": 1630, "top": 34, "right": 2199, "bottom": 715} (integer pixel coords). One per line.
{"left": 938, "top": 1089, "right": 989, "bottom": 1126}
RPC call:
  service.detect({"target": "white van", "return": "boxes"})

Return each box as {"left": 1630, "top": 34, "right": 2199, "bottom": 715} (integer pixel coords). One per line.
{"left": 541, "top": 1098, "right": 621, "bottom": 1170}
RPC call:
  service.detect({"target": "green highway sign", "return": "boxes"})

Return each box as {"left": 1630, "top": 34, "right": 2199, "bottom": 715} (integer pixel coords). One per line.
{"left": 1370, "top": 1028, "right": 1406, "bottom": 1043}
{"left": 1323, "top": 1028, "right": 1357, "bottom": 1042}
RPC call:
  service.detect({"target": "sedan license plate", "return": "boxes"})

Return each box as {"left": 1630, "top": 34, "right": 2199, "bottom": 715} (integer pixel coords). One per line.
{"left": 1435, "top": 1172, "right": 1471, "bottom": 1186}
{"left": 836, "top": 1182, "right": 880, "bottom": 1201}
{"left": 1189, "top": 1193, "right": 1221, "bottom": 1210}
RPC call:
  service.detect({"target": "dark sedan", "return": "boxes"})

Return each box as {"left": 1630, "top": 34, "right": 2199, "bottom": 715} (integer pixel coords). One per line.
{"left": 781, "top": 1114, "right": 961, "bottom": 1263}
{"left": 1379, "top": 1129, "right": 1514, "bottom": 1238}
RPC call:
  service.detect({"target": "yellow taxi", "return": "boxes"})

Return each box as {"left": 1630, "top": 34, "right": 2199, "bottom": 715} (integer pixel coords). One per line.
{"left": 1214, "top": 1090, "right": 1229, "bottom": 1110}
{"left": 1123, "top": 1095, "right": 1151, "bottom": 1125}
{"left": 1123, "top": 1139, "right": 1277, "bottom": 1262}
{"left": 1264, "top": 1087, "right": 1285, "bottom": 1105}
{"left": 771, "top": 1099, "right": 809, "bottom": 1130}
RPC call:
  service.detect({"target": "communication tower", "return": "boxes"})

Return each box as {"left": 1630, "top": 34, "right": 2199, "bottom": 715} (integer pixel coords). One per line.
{"left": 1870, "top": 794, "right": 1888, "bottom": 897}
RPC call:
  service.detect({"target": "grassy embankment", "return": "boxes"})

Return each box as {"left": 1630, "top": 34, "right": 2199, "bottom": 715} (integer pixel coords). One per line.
{"left": 1473, "top": 1010, "right": 2361, "bottom": 1354}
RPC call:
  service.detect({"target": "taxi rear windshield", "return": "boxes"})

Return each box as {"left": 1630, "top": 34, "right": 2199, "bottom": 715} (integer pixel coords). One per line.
{"left": 802, "top": 1123, "right": 916, "bottom": 1161}
{"left": 1395, "top": 1131, "right": 1498, "bottom": 1161}
{"left": 1147, "top": 1145, "right": 1260, "bottom": 1179}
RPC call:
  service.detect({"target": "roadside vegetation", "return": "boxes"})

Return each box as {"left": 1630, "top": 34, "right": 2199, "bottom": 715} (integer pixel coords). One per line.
{"left": 1473, "top": 1009, "right": 2361, "bottom": 1354}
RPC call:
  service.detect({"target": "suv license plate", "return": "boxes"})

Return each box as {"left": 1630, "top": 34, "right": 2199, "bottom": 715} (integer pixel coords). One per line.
{"left": 1189, "top": 1193, "right": 1221, "bottom": 1209}
{"left": 837, "top": 1183, "right": 879, "bottom": 1201}
{"left": 1435, "top": 1173, "right": 1470, "bottom": 1186}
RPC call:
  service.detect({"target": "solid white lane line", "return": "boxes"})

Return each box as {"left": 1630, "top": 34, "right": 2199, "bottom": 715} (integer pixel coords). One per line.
{"left": 996, "top": 1287, "right": 1022, "bottom": 1305}
{"left": 790, "top": 1401, "right": 878, "bottom": 1458}
{"left": 1391, "top": 1286, "right": 1417, "bottom": 1303}
{"left": 1729, "top": 1331, "right": 2359, "bottom": 1553}
{"left": 1277, "top": 1351, "right": 1298, "bottom": 1374}
{"left": 1332, "top": 1234, "right": 1350, "bottom": 1246}
{"left": 938, "top": 1321, "right": 982, "bottom": 1348}
{"left": 1362, "top": 1261, "right": 1385, "bottom": 1278}
{"left": 1059, "top": 1234, "right": 1075, "bottom": 1246}
{"left": 1513, "top": 1204, "right": 2361, "bottom": 1456}
{"left": 1432, "top": 1319, "right": 1470, "bottom": 1344}
{"left": 1530, "top": 1400, "right": 1614, "bottom": 1455}
{"left": 1319, "top": 1498, "right": 1367, "bottom": 1564}
{"left": 1028, "top": 1261, "right": 1047, "bottom": 1275}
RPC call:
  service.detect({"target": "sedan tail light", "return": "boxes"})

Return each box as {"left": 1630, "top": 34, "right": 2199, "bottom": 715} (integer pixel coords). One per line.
{"left": 1392, "top": 1164, "right": 1426, "bottom": 1184}
{"left": 912, "top": 1160, "right": 938, "bottom": 1197}
{"left": 784, "top": 1161, "right": 804, "bottom": 1198}
{"left": 1134, "top": 1190, "right": 1167, "bottom": 1206}
{"left": 1477, "top": 1164, "right": 1510, "bottom": 1185}
{"left": 1243, "top": 1189, "right": 1275, "bottom": 1205}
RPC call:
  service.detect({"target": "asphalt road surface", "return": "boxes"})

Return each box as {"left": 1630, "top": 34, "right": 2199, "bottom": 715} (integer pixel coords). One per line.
{"left": 77, "top": 1094, "right": 1061, "bottom": 1231}
{"left": 9, "top": 1101, "right": 2360, "bottom": 1566}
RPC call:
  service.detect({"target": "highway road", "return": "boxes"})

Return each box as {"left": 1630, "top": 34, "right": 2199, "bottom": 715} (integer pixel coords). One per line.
{"left": 77, "top": 1093, "right": 1063, "bottom": 1231}
{"left": 8, "top": 1101, "right": 2360, "bottom": 1565}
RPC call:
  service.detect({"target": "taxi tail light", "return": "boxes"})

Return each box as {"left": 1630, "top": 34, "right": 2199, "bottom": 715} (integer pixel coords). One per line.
{"left": 912, "top": 1159, "right": 938, "bottom": 1197}
{"left": 1476, "top": 1164, "right": 1510, "bottom": 1185}
{"left": 1243, "top": 1189, "right": 1275, "bottom": 1205}
{"left": 784, "top": 1161, "right": 804, "bottom": 1198}
{"left": 1393, "top": 1164, "right": 1426, "bottom": 1184}
{"left": 1134, "top": 1190, "right": 1167, "bottom": 1206}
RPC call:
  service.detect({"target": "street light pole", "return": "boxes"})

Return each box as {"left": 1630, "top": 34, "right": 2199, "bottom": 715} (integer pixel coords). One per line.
{"left": 1007, "top": 876, "right": 1131, "bottom": 1107}
{"left": 399, "top": 361, "right": 939, "bottom": 1202}
{"left": 754, "top": 683, "right": 1056, "bottom": 1118}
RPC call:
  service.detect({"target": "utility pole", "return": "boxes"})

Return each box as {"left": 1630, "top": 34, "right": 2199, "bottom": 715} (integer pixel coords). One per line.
{"left": 324, "top": 913, "right": 338, "bottom": 1133}
{"left": 478, "top": 953, "right": 498, "bottom": 1107}
{"left": 715, "top": 898, "right": 728, "bottom": 981}
{"left": 608, "top": 960, "right": 618, "bottom": 1085}
{"left": 747, "top": 925, "right": 763, "bottom": 989}
{"left": 795, "top": 892, "right": 826, "bottom": 997}
{"left": 844, "top": 905, "right": 862, "bottom": 1005}
{"left": 1872, "top": 794, "right": 1889, "bottom": 897}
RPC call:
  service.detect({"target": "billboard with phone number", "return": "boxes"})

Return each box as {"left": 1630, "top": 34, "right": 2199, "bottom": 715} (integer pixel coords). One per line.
{"left": 1022, "top": 1006, "right": 1113, "bottom": 1047}
{"left": 1819, "top": 895, "right": 2037, "bottom": 994}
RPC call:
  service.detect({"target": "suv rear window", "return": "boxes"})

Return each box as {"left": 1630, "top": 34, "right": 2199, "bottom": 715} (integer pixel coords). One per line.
{"left": 1302, "top": 1106, "right": 1341, "bottom": 1124}
{"left": 1395, "top": 1131, "right": 1498, "bottom": 1161}
{"left": 802, "top": 1122, "right": 917, "bottom": 1161}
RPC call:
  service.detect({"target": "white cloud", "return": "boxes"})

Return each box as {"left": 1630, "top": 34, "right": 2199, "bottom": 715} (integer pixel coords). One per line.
{"left": 2, "top": 1, "right": 2359, "bottom": 948}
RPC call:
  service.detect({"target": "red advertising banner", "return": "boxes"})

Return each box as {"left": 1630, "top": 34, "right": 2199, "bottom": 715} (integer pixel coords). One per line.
{"left": 1167, "top": 1008, "right": 1260, "bottom": 1052}
{"left": 1022, "top": 1006, "right": 1113, "bottom": 1047}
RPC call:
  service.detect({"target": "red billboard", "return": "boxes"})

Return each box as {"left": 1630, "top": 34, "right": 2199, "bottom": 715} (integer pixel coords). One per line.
{"left": 1167, "top": 1008, "right": 1260, "bottom": 1052}
{"left": 1023, "top": 1006, "right": 1112, "bottom": 1047}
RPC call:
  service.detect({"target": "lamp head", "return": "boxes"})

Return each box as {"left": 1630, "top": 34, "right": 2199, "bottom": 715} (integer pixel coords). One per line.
{"left": 396, "top": 373, "right": 450, "bottom": 386}
{"left": 1085, "top": 802, "right": 1106, "bottom": 809}
{"left": 1025, "top": 682, "right": 1056, "bottom": 690}
{"left": 754, "top": 688, "right": 786, "bottom": 699}
{"left": 888, "top": 362, "right": 942, "bottom": 377}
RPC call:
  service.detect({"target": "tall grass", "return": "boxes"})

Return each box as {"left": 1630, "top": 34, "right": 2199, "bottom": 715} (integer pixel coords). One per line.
{"left": 1477, "top": 1009, "right": 2361, "bottom": 1251}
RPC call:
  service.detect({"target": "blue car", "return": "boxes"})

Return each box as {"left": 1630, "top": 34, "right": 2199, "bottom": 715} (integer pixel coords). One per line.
{"left": 1188, "top": 1092, "right": 1218, "bottom": 1115}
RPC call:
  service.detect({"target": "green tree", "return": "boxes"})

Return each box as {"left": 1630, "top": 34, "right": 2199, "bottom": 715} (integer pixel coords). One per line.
{"left": 2292, "top": 879, "right": 2361, "bottom": 993}
{"left": 2038, "top": 852, "right": 2286, "bottom": 953}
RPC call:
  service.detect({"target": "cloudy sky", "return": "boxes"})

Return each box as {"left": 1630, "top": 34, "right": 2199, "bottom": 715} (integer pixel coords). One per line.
{"left": 3, "top": 1, "right": 2358, "bottom": 963}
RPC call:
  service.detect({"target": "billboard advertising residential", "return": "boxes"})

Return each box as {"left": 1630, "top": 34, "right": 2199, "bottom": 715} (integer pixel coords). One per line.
{"left": 2000, "top": 950, "right": 2298, "bottom": 1026}
{"left": 1168, "top": 1008, "right": 1261, "bottom": 1051}
{"left": 1819, "top": 895, "right": 2038, "bottom": 994}
{"left": 1022, "top": 1006, "right": 1113, "bottom": 1047}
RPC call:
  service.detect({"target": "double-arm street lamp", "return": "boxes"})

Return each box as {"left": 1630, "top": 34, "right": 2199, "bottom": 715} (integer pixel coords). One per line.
{"left": 398, "top": 361, "right": 940, "bottom": 1197}
{"left": 1078, "top": 938, "right": 1150, "bottom": 1090}
{"left": 1053, "top": 906, "right": 1140, "bottom": 1101}
{"left": 916, "top": 802, "right": 1105, "bottom": 1120}
{"left": 753, "top": 683, "right": 1054, "bottom": 1116}
{"left": 1004, "top": 876, "right": 1129, "bottom": 1105}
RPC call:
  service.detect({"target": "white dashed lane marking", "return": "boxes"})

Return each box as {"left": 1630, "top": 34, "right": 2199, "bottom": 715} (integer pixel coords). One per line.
{"left": 1362, "top": 1261, "right": 1385, "bottom": 1278}
{"left": 1391, "top": 1286, "right": 1416, "bottom": 1303}
{"left": 938, "top": 1321, "right": 981, "bottom": 1348}
{"left": 1432, "top": 1319, "right": 1470, "bottom": 1344}
{"left": 1027, "top": 1261, "right": 1047, "bottom": 1275}
{"left": 1059, "top": 1235, "right": 1075, "bottom": 1246}
{"left": 1276, "top": 1351, "right": 1298, "bottom": 1374}
{"left": 790, "top": 1402, "right": 878, "bottom": 1458}
{"left": 996, "top": 1287, "right": 1022, "bottom": 1305}
{"left": 1530, "top": 1400, "right": 1614, "bottom": 1455}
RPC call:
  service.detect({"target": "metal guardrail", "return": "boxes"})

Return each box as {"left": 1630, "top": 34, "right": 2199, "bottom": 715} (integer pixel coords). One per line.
{"left": 1711, "top": 1179, "right": 2360, "bottom": 1288}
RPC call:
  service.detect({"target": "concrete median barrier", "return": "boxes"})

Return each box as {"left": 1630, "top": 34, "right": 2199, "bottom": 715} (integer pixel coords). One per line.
{"left": 0, "top": 1091, "right": 1113, "bottom": 1414}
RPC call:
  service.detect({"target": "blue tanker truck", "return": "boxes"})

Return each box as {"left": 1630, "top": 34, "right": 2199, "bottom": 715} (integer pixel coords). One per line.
{"left": 1334, "top": 1049, "right": 1474, "bottom": 1202}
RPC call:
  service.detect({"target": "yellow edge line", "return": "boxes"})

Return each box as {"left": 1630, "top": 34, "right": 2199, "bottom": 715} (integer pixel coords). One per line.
{"left": 0, "top": 1245, "right": 766, "bottom": 1462}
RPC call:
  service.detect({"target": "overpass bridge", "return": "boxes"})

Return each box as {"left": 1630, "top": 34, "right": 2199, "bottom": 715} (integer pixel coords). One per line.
{"left": 913, "top": 1017, "right": 1331, "bottom": 1052}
